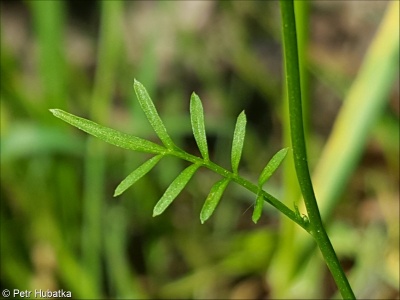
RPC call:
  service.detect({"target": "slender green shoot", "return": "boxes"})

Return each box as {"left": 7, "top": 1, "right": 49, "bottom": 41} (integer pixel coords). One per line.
{"left": 280, "top": 1, "right": 355, "bottom": 298}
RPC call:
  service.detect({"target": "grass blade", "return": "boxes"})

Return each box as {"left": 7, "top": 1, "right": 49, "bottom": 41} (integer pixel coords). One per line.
{"left": 50, "top": 109, "right": 165, "bottom": 154}
{"left": 231, "top": 111, "right": 247, "bottom": 173}
{"left": 190, "top": 92, "right": 209, "bottom": 160}
{"left": 153, "top": 164, "right": 200, "bottom": 217}
{"left": 258, "top": 147, "right": 289, "bottom": 186}
{"left": 30, "top": 0, "right": 66, "bottom": 108}
{"left": 114, "top": 155, "right": 163, "bottom": 197}
{"left": 252, "top": 194, "right": 264, "bottom": 224}
{"left": 200, "top": 177, "right": 230, "bottom": 224}
{"left": 133, "top": 79, "right": 175, "bottom": 149}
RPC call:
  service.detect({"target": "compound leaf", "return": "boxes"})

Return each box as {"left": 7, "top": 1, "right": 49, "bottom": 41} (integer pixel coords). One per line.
{"left": 258, "top": 147, "right": 289, "bottom": 186}
{"left": 190, "top": 92, "right": 209, "bottom": 160}
{"left": 134, "top": 79, "right": 175, "bottom": 149}
{"left": 50, "top": 109, "right": 165, "bottom": 154}
{"left": 252, "top": 194, "right": 264, "bottom": 224}
{"left": 153, "top": 163, "right": 201, "bottom": 217}
{"left": 200, "top": 177, "right": 230, "bottom": 224}
{"left": 114, "top": 155, "right": 163, "bottom": 197}
{"left": 231, "top": 111, "right": 246, "bottom": 174}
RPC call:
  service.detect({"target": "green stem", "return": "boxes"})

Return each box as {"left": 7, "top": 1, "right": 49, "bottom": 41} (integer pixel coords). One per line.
{"left": 167, "top": 148, "right": 309, "bottom": 231}
{"left": 280, "top": 1, "right": 356, "bottom": 299}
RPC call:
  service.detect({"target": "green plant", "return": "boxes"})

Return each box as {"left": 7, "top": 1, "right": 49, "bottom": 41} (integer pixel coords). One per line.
{"left": 280, "top": 1, "right": 355, "bottom": 298}
{"left": 51, "top": 75, "right": 355, "bottom": 298}
{"left": 50, "top": 80, "right": 298, "bottom": 227}
{"left": 2, "top": 0, "right": 397, "bottom": 298}
{"left": 48, "top": 2, "right": 359, "bottom": 299}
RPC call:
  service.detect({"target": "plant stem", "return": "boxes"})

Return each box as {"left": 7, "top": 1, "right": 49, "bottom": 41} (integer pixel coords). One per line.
{"left": 280, "top": 1, "right": 356, "bottom": 299}
{"left": 267, "top": 2, "right": 310, "bottom": 296}
{"left": 168, "top": 148, "right": 309, "bottom": 231}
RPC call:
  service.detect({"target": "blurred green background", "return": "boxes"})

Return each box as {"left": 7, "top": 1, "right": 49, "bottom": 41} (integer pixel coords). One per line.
{"left": 1, "top": 1, "right": 398, "bottom": 299}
